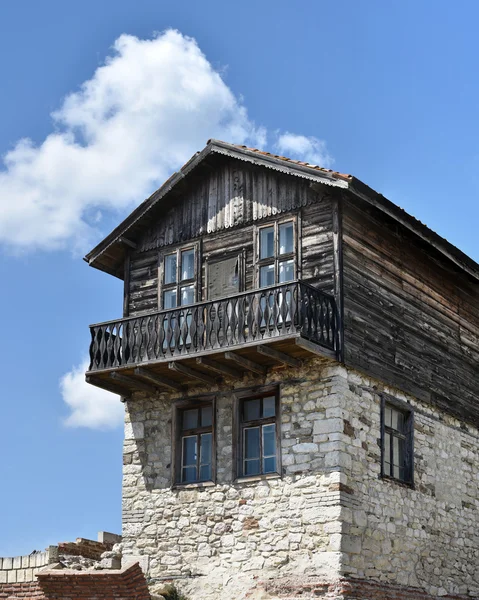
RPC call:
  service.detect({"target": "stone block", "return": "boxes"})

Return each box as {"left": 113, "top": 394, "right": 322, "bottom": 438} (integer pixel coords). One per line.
{"left": 7, "top": 569, "right": 17, "bottom": 583}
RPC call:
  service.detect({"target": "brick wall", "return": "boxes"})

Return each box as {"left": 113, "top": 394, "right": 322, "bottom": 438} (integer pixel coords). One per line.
{"left": 57, "top": 537, "right": 114, "bottom": 560}
{"left": 0, "top": 581, "right": 44, "bottom": 599}
{"left": 37, "top": 562, "right": 150, "bottom": 600}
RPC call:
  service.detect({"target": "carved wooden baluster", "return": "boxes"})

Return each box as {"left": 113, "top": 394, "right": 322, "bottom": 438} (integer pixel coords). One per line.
{"left": 151, "top": 315, "right": 159, "bottom": 359}
{"left": 111, "top": 323, "right": 119, "bottom": 367}
{"left": 229, "top": 297, "right": 237, "bottom": 345}
{"left": 197, "top": 306, "right": 206, "bottom": 352}
{"left": 214, "top": 301, "right": 222, "bottom": 348}
{"left": 238, "top": 296, "right": 246, "bottom": 343}
{"left": 172, "top": 309, "right": 182, "bottom": 356}
{"left": 159, "top": 316, "right": 167, "bottom": 357}
{"left": 89, "top": 327, "right": 98, "bottom": 370}
{"left": 190, "top": 306, "right": 198, "bottom": 351}
{"left": 164, "top": 313, "right": 173, "bottom": 356}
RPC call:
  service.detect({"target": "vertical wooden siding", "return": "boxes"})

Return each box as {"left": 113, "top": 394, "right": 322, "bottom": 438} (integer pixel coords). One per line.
{"left": 342, "top": 199, "right": 479, "bottom": 424}
{"left": 126, "top": 160, "right": 337, "bottom": 316}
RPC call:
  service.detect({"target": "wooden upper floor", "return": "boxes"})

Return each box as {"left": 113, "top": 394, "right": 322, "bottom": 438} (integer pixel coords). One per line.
{"left": 85, "top": 140, "right": 479, "bottom": 426}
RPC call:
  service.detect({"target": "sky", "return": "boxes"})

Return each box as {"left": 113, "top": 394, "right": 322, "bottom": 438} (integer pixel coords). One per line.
{"left": 0, "top": 0, "right": 478, "bottom": 556}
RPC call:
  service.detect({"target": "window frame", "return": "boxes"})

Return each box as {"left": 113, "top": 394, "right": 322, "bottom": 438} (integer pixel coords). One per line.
{"left": 172, "top": 396, "right": 216, "bottom": 487}
{"left": 254, "top": 216, "right": 298, "bottom": 289}
{"left": 158, "top": 242, "right": 200, "bottom": 310}
{"left": 233, "top": 386, "right": 281, "bottom": 481}
{"left": 380, "top": 394, "right": 414, "bottom": 486}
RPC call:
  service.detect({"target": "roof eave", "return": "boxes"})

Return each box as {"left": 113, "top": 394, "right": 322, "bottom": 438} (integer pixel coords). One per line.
{"left": 84, "top": 140, "right": 348, "bottom": 276}
{"left": 348, "top": 177, "right": 479, "bottom": 283}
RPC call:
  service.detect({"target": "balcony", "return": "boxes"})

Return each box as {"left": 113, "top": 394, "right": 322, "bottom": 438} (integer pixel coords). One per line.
{"left": 86, "top": 281, "right": 340, "bottom": 396}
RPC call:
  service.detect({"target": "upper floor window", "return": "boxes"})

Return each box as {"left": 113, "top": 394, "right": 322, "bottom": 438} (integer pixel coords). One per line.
{"left": 381, "top": 397, "right": 414, "bottom": 484}
{"left": 175, "top": 402, "right": 214, "bottom": 485}
{"left": 257, "top": 219, "right": 296, "bottom": 288}
{"left": 160, "top": 245, "right": 198, "bottom": 309}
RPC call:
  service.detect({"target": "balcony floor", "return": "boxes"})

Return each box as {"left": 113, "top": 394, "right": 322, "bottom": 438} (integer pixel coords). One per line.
{"left": 86, "top": 333, "right": 335, "bottom": 398}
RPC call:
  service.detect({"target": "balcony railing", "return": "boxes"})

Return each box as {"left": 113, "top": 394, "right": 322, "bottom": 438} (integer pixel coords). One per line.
{"left": 88, "top": 281, "right": 339, "bottom": 373}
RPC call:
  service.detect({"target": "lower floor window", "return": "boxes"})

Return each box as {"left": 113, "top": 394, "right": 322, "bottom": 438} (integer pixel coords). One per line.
{"left": 381, "top": 397, "right": 414, "bottom": 484}
{"left": 177, "top": 404, "right": 213, "bottom": 484}
{"left": 237, "top": 391, "right": 280, "bottom": 478}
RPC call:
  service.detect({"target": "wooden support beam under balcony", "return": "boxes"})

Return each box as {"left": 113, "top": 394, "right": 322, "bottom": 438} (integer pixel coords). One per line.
{"left": 224, "top": 351, "right": 268, "bottom": 376}
{"left": 196, "top": 357, "right": 243, "bottom": 380}
{"left": 256, "top": 344, "right": 302, "bottom": 368}
{"left": 134, "top": 367, "right": 185, "bottom": 392}
{"left": 85, "top": 375, "right": 131, "bottom": 399}
{"left": 110, "top": 372, "right": 158, "bottom": 394}
{"left": 169, "top": 362, "right": 218, "bottom": 385}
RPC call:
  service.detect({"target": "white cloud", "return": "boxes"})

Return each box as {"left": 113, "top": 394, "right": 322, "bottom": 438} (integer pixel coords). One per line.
{"left": 0, "top": 29, "right": 266, "bottom": 252}
{"left": 60, "top": 359, "right": 124, "bottom": 429}
{"left": 275, "top": 132, "right": 334, "bottom": 168}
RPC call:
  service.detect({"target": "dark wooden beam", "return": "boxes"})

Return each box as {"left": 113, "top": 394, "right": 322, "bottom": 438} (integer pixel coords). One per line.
{"left": 224, "top": 352, "right": 268, "bottom": 376}
{"left": 110, "top": 372, "right": 157, "bottom": 394}
{"left": 295, "top": 337, "right": 336, "bottom": 360}
{"left": 134, "top": 367, "right": 184, "bottom": 392}
{"left": 169, "top": 362, "right": 218, "bottom": 385}
{"left": 196, "top": 357, "right": 243, "bottom": 379}
{"left": 86, "top": 375, "right": 131, "bottom": 399}
{"left": 257, "top": 345, "right": 302, "bottom": 368}
{"left": 119, "top": 236, "right": 137, "bottom": 250}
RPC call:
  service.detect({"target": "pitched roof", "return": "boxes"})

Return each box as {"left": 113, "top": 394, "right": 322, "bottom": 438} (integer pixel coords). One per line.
{"left": 84, "top": 139, "right": 479, "bottom": 283}
{"left": 227, "top": 142, "right": 352, "bottom": 182}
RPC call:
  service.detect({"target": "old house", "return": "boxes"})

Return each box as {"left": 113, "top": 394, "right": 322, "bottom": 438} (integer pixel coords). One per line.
{"left": 85, "top": 140, "right": 479, "bottom": 599}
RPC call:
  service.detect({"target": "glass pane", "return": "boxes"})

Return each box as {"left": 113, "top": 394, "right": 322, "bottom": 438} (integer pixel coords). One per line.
{"left": 244, "top": 459, "right": 261, "bottom": 476}
{"left": 244, "top": 399, "right": 261, "bottom": 421}
{"left": 384, "top": 432, "right": 390, "bottom": 469}
{"left": 199, "top": 464, "right": 211, "bottom": 481}
{"left": 260, "top": 226, "right": 274, "bottom": 259}
{"left": 393, "top": 436, "right": 405, "bottom": 469}
{"left": 182, "top": 436, "right": 197, "bottom": 467}
{"left": 384, "top": 406, "right": 392, "bottom": 428}
{"left": 262, "top": 424, "right": 276, "bottom": 457}
{"left": 244, "top": 427, "right": 260, "bottom": 459}
{"left": 163, "top": 289, "right": 177, "bottom": 309}
{"left": 164, "top": 254, "right": 177, "bottom": 284}
{"left": 260, "top": 264, "right": 275, "bottom": 288}
{"left": 180, "top": 285, "right": 195, "bottom": 306}
{"left": 182, "top": 409, "right": 199, "bottom": 430}
{"left": 263, "top": 456, "right": 276, "bottom": 474}
{"left": 391, "top": 408, "right": 404, "bottom": 432}
{"left": 263, "top": 396, "right": 276, "bottom": 418}
{"left": 200, "top": 433, "right": 212, "bottom": 475}
{"left": 182, "top": 466, "right": 196, "bottom": 483}
{"left": 384, "top": 461, "right": 391, "bottom": 476}
{"left": 279, "top": 222, "right": 293, "bottom": 255}
{"left": 279, "top": 260, "right": 294, "bottom": 283}
{"left": 181, "top": 249, "right": 195, "bottom": 281}
{"left": 201, "top": 406, "right": 212, "bottom": 427}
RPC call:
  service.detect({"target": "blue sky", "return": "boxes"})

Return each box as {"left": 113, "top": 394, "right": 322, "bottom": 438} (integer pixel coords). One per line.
{"left": 0, "top": 0, "right": 478, "bottom": 556}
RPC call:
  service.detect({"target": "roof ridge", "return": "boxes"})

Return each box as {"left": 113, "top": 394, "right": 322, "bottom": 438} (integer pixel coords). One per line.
{"left": 207, "top": 139, "right": 353, "bottom": 182}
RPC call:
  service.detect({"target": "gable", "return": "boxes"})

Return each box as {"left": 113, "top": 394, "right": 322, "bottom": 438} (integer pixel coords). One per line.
{"left": 137, "top": 156, "right": 331, "bottom": 253}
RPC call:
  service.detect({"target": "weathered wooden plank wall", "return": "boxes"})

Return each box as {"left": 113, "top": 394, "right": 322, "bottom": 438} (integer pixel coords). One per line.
{"left": 138, "top": 159, "right": 325, "bottom": 252}
{"left": 342, "top": 198, "right": 479, "bottom": 425}
{"left": 126, "top": 159, "right": 337, "bottom": 316}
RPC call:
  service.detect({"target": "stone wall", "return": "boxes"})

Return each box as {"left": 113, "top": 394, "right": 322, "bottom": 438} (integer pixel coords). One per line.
{"left": 0, "top": 547, "right": 58, "bottom": 584}
{"left": 122, "top": 359, "right": 479, "bottom": 600}
{"left": 338, "top": 368, "right": 479, "bottom": 598}
{"left": 122, "top": 358, "right": 346, "bottom": 599}
{"left": 0, "top": 532, "right": 120, "bottom": 585}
